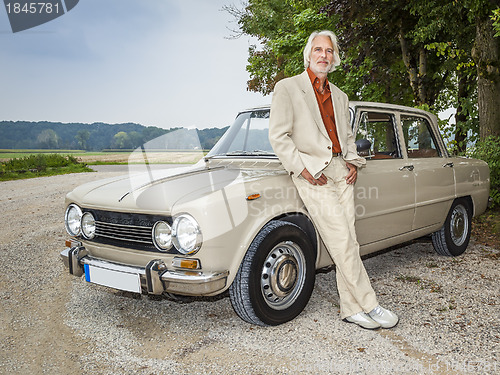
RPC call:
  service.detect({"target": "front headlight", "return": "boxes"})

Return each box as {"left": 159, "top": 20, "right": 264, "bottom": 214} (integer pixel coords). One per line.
{"left": 65, "top": 204, "right": 82, "bottom": 236}
{"left": 172, "top": 214, "right": 202, "bottom": 255}
{"left": 152, "top": 221, "right": 172, "bottom": 251}
{"left": 81, "top": 212, "right": 96, "bottom": 239}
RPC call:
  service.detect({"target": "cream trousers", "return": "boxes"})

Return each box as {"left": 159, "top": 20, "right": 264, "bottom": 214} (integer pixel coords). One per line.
{"left": 292, "top": 157, "right": 378, "bottom": 319}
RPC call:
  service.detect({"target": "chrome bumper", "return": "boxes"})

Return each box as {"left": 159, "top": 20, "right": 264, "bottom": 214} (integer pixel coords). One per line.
{"left": 60, "top": 247, "right": 229, "bottom": 296}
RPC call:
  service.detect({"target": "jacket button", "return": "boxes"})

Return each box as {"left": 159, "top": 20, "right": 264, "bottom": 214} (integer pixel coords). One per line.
{"left": 290, "top": 171, "right": 294, "bottom": 176}
{"left": 325, "top": 161, "right": 328, "bottom": 165}
{"left": 327, "top": 146, "right": 331, "bottom": 150}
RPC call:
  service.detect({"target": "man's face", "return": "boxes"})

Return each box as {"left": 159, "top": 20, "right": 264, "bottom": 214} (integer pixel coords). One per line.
{"left": 309, "top": 35, "right": 334, "bottom": 75}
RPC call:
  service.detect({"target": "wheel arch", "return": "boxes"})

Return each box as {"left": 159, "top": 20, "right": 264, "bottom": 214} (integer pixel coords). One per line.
{"left": 274, "top": 212, "right": 318, "bottom": 259}
{"left": 431, "top": 196, "right": 473, "bottom": 257}
{"left": 457, "top": 195, "right": 474, "bottom": 215}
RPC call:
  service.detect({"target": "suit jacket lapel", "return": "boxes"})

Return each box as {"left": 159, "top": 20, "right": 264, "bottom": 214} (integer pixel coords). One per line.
{"left": 299, "top": 71, "right": 330, "bottom": 139}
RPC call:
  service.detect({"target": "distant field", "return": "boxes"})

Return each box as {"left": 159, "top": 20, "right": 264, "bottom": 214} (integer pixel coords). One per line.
{"left": 0, "top": 150, "right": 206, "bottom": 164}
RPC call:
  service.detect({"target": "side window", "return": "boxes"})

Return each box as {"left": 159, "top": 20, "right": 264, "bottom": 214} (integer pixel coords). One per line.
{"left": 401, "top": 116, "right": 440, "bottom": 158}
{"left": 356, "top": 112, "right": 400, "bottom": 159}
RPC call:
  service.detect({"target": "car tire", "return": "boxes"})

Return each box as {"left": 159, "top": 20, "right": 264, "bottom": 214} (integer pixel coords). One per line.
{"left": 431, "top": 199, "right": 472, "bottom": 257}
{"left": 229, "top": 220, "right": 316, "bottom": 326}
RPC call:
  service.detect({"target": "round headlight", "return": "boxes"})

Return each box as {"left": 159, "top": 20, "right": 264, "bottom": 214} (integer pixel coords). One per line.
{"left": 81, "top": 212, "right": 96, "bottom": 239}
{"left": 172, "top": 214, "right": 202, "bottom": 255}
{"left": 65, "top": 204, "right": 82, "bottom": 236}
{"left": 152, "top": 221, "right": 172, "bottom": 251}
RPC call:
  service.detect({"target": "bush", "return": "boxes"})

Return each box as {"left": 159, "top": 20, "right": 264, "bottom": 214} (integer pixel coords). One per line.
{"left": 0, "top": 154, "right": 92, "bottom": 180}
{"left": 471, "top": 136, "right": 500, "bottom": 208}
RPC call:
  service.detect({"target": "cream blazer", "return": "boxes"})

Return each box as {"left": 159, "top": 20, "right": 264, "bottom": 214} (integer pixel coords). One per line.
{"left": 269, "top": 71, "right": 365, "bottom": 179}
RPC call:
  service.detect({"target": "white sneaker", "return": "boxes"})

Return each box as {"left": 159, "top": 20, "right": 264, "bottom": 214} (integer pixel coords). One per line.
{"left": 344, "top": 312, "right": 381, "bottom": 330}
{"left": 368, "top": 305, "right": 399, "bottom": 328}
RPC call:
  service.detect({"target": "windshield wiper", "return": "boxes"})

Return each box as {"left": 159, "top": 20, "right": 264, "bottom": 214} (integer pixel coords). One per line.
{"left": 205, "top": 150, "right": 276, "bottom": 162}
{"left": 225, "top": 150, "right": 276, "bottom": 156}
{"left": 204, "top": 153, "right": 224, "bottom": 162}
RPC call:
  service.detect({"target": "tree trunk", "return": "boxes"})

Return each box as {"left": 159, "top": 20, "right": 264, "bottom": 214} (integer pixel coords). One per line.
{"left": 473, "top": 15, "right": 500, "bottom": 139}
{"left": 418, "top": 46, "right": 428, "bottom": 105}
{"left": 399, "top": 30, "right": 432, "bottom": 106}
{"left": 399, "top": 31, "right": 421, "bottom": 104}
{"left": 454, "top": 71, "right": 473, "bottom": 154}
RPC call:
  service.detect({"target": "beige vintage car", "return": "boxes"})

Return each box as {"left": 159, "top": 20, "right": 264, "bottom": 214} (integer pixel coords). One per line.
{"left": 61, "top": 102, "right": 490, "bottom": 326}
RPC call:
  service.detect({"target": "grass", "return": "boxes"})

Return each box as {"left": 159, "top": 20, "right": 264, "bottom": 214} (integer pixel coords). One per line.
{"left": 0, "top": 149, "right": 207, "bottom": 165}
{"left": 0, "top": 154, "right": 93, "bottom": 181}
{"left": 0, "top": 149, "right": 207, "bottom": 180}
{"left": 0, "top": 149, "right": 114, "bottom": 160}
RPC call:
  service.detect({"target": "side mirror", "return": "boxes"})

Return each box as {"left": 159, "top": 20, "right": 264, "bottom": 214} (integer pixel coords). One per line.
{"left": 355, "top": 138, "right": 371, "bottom": 153}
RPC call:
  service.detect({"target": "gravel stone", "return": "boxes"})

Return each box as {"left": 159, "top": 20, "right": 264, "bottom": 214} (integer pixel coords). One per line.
{"left": 0, "top": 168, "right": 498, "bottom": 374}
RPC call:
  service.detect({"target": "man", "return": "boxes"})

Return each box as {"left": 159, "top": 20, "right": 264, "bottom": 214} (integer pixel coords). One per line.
{"left": 269, "top": 30, "right": 398, "bottom": 329}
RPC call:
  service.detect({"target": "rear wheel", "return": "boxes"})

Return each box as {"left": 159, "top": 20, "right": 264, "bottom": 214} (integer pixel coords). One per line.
{"left": 431, "top": 199, "right": 472, "bottom": 256}
{"left": 229, "top": 220, "right": 315, "bottom": 326}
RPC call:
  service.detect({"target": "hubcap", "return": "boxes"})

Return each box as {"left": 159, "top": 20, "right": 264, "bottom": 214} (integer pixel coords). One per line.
{"left": 260, "top": 241, "right": 306, "bottom": 310}
{"left": 450, "top": 204, "right": 468, "bottom": 246}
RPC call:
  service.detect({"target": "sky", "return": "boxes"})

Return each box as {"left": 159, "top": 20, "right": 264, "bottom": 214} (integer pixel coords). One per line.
{"left": 0, "top": 0, "right": 269, "bottom": 129}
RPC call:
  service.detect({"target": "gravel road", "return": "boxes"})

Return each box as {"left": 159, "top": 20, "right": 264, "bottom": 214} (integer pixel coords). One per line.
{"left": 0, "top": 168, "right": 498, "bottom": 374}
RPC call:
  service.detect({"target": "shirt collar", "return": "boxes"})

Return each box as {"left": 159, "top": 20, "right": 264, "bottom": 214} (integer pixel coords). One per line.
{"left": 306, "top": 67, "right": 330, "bottom": 93}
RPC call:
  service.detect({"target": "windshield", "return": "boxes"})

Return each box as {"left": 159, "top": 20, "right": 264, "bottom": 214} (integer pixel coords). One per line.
{"left": 207, "top": 106, "right": 357, "bottom": 158}
{"left": 206, "top": 109, "right": 275, "bottom": 158}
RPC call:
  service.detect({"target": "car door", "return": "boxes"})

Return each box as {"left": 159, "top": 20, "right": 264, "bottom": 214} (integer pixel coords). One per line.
{"left": 400, "top": 114, "right": 455, "bottom": 230}
{"left": 354, "top": 110, "right": 416, "bottom": 246}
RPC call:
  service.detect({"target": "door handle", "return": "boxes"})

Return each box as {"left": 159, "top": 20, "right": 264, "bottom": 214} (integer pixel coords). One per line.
{"left": 443, "top": 162, "right": 454, "bottom": 168}
{"left": 399, "top": 165, "right": 414, "bottom": 172}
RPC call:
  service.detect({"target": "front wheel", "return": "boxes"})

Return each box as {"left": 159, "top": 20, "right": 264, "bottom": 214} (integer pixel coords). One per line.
{"left": 431, "top": 199, "right": 472, "bottom": 256}
{"left": 229, "top": 220, "right": 316, "bottom": 326}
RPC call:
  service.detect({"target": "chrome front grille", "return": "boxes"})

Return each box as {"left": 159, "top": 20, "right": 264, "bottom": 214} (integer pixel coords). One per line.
{"left": 95, "top": 221, "right": 153, "bottom": 245}
{"left": 82, "top": 209, "right": 173, "bottom": 253}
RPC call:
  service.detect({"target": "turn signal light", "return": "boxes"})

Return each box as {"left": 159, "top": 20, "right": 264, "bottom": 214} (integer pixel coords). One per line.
{"left": 246, "top": 193, "right": 261, "bottom": 201}
{"left": 65, "top": 239, "right": 81, "bottom": 248}
{"left": 172, "top": 258, "right": 200, "bottom": 270}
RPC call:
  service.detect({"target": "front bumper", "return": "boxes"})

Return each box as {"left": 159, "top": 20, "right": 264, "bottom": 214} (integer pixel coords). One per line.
{"left": 60, "top": 247, "right": 229, "bottom": 296}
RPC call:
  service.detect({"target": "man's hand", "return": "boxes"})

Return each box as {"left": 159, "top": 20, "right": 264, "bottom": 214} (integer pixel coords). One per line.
{"left": 345, "top": 162, "right": 358, "bottom": 184}
{"left": 300, "top": 168, "right": 327, "bottom": 186}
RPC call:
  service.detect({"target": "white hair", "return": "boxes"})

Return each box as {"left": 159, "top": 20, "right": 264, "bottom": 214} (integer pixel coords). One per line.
{"left": 303, "top": 30, "right": 341, "bottom": 73}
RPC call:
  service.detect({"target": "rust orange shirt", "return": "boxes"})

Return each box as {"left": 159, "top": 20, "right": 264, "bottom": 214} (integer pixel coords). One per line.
{"left": 306, "top": 68, "right": 342, "bottom": 154}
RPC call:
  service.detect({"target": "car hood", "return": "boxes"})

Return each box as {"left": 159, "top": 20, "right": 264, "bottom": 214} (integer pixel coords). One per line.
{"left": 66, "top": 162, "right": 284, "bottom": 214}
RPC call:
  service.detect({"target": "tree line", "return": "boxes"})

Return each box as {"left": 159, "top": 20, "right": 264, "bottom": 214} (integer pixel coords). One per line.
{"left": 0, "top": 121, "right": 228, "bottom": 151}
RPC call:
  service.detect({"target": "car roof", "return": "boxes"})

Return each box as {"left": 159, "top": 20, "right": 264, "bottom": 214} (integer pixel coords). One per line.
{"left": 239, "top": 101, "right": 433, "bottom": 118}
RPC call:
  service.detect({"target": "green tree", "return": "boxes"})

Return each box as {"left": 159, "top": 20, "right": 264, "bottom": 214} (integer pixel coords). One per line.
{"left": 128, "top": 131, "right": 144, "bottom": 149}
{"left": 75, "top": 130, "right": 90, "bottom": 150}
{"left": 226, "top": 0, "right": 427, "bottom": 104}
{"left": 112, "top": 131, "right": 131, "bottom": 149}
{"left": 142, "top": 126, "right": 168, "bottom": 144}
{"left": 405, "top": 0, "right": 478, "bottom": 153}
{"left": 37, "top": 129, "right": 59, "bottom": 149}
{"left": 493, "top": 8, "right": 500, "bottom": 35}
{"left": 468, "top": 1, "right": 500, "bottom": 138}
{"left": 228, "top": 0, "right": 500, "bottom": 141}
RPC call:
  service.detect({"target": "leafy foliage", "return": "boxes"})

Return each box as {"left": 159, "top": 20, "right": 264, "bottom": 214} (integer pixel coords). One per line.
{"left": 0, "top": 154, "right": 93, "bottom": 181}
{"left": 493, "top": 8, "right": 500, "bottom": 37}
{"left": 228, "top": 0, "right": 500, "bottom": 143}
{"left": 470, "top": 136, "right": 500, "bottom": 207}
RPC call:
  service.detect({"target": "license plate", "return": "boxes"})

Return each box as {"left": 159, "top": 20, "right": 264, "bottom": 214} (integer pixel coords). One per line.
{"left": 84, "top": 264, "right": 141, "bottom": 293}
